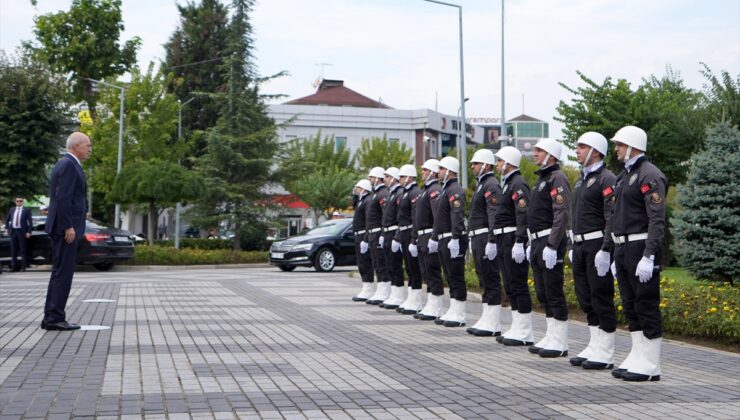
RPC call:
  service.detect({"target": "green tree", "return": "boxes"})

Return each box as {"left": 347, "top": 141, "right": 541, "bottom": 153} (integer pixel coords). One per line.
{"left": 278, "top": 131, "right": 354, "bottom": 190}
{"left": 29, "top": 0, "right": 141, "bottom": 116}
{"left": 671, "top": 123, "right": 739, "bottom": 284}
{"left": 88, "top": 63, "right": 181, "bottom": 222}
{"left": 110, "top": 160, "right": 203, "bottom": 245}
{"left": 292, "top": 167, "right": 357, "bottom": 225}
{"left": 700, "top": 63, "right": 740, "bottom": 127}
{"left": 354, "top": 135, "right": 414, "bottom": 174}
{"left": 164, "top": 0, "right": 230, "bottom": 140}
{"left": 0, "top": 51, "right": 68, "bottom": 205}
{"left": 192, "top": 0, "right": 278, "bottom": 250}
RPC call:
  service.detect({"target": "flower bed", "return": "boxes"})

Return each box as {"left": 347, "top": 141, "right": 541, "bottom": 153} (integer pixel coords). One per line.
{"left": 126, "top": 245, "right": 268, "bottom": 266}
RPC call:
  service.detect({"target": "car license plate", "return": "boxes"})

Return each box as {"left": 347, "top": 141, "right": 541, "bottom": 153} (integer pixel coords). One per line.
{"left": 271, "top": 252, "right": 284, "bottom": 259}
{"left": 113, "top": 236, "right": 129, "bottom": 242}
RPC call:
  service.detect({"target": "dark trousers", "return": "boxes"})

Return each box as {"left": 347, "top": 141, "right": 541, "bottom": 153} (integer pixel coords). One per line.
{"left": 418, "top": 233, "right": 443, "bottom": 295}
{"left": 10, "top": 230, "right": 28, "bottom": 270}
{"left": 438, "top": 236, "right": 468, "bottom": 301}
{"left": 400, "top": 231, "right": 422, "bottom": 289}
{"left": 530, "top": 236, "right": 568, "bottom": 321}
{"left": 572, "top": 239, "right": 617, "bottom": 332}
{"left": 383, "top": 232, "right": 404, "bottom": 287}
{"left": 44, "top": 234, "right": 79, "bottom": 323}
{"left": 496, "top": 232, "right": 532, "bottom": 313}
{"left": 614, "top": 241, "right": 663, "bottom": 339}
{"left": 471, "top": 234, "right": 501, "bottom": 305}
{"left": 354, "top": 237, "right": 374, "bottom": 283}
{"left": 369, "top": 232, "right": 389, "bottom": 283}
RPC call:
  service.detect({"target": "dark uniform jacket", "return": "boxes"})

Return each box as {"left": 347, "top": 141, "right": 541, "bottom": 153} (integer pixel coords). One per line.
{"left": 433, "top": 178, "right": 466, "bottom": 240}
{"left": 394, "top": 182, "right": 423, "bottom": 241}
{"left": 612, "top": 156, "right": 667, "bottom": 258}
{"left": 468, "top": 172, "right": 500, "bottom": 243}
{"left": 571, "top": 162, "right": 617, "bottom": 252}
{"left": 528, "top": 164, "right": 570, "bottom": 249}
{"left": 492, "top": 169, "right": 530, "bottom": 244}
{"left": 382, "top": 184, "right": 403, "bottom": 229}
{"left": 365, "top": 184, "right": 388, "bottom": 241}
{"left": 353, "top": 193, "right": 370, "bottom": 233}
{"left": 412, "top": 179, "right": 441, "bottom": 245}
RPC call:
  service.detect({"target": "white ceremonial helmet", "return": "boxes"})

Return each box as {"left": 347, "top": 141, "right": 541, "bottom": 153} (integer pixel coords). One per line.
{"left": 438, "top": 156, "right": 460, "bottom": 174}
{"left": 368, "top": 166, "right": 385, "bottom": 179}
{"left": 355, "top": 179, "right": 372, "bottom": 192}
{"left": 421, "top": 159, "right": 440, "bottom": 173}
{"left": 470, "top": 148, "right": 496, "bottom": 166}
{"left": 398, "top": 164, "right": 417, "bottom": 177}
{"left": 576, "top": 131, "right": 608, "bottom": 156}
{"left": 495, "top": 146, "right": 522, "bottom": 168}
{"left": 384, "top": 167, "right": 400, "bottom": 180}
{"left": 611, "top": 125, "right": 647, "bottom": 151}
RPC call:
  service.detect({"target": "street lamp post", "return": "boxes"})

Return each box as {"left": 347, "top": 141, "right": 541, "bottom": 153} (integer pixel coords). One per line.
{"left": 175, "top": 97, "right": 195, "bottom": 250}
{"left": 456, "top": 97, "right": 469, "bottom": 167}
{"left": 83, "top": 77, "right": 125, "bottom": 229}
{"left": 422, "top": 0, "right": 468, "bottom": 188}
{"left": 501, "top": 0, "right": 506, "bottom": 152}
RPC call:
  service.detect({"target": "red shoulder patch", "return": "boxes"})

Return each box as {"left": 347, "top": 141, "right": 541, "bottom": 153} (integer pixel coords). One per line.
{"left": 379, "top": 198, "right": 386, "bottom": 205}
{"left": 640, "top": 184, "right": 651, "bottom": 194}
{"left": 484, "top": 191, "right": 492, "bottom": 198}
{"left": 396, "top": 197, "right": 401, "bottom": 205}
{"left": 449, "top": 195, "right": 456, "bottom": 203}
{"left": 550, "top": 188, "right": 558, "bottom": 197}
{"left": 602, "top": 186, "right": 614, "bottom": 197}
{"left": 512, "top": 192, "right": 519, "bottom": 200}
{"left": 430, "top": 191, "right": 439, "bottom": 199}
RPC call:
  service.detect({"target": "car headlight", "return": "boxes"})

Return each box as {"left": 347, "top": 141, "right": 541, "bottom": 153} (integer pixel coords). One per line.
{"left": 290, "top": 243, "right": 313, "bottom": 252}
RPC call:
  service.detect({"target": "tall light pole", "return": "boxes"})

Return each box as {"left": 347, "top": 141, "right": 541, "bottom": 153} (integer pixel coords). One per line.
{"left": 175, "top": 97, "right": 195, "bottom": 249}
{"left": 83, "top": 77, "right": 125, "bottom": 228}
{"left": 456, "top": 97, "right": 469, "bottom": 166}
{"left": 422, "top": 0, "right": 468, "bottom": 188}
{"left": 501, "top": 0, "right": 506, "bottom": 149}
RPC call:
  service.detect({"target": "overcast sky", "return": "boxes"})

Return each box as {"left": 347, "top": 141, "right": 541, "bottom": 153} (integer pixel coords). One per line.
{"left": 2, "top": 0, "right": 739, "bottom": 139}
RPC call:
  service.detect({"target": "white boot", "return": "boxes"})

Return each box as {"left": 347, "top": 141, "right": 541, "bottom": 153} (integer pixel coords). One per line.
{"left": 471, "top": 305, "right": 501, "bottom": 336}
{"left": 570, "top": 325, "right": 599, "bottom": 366}
{"left": 442, "top": 299, "right": 467, "bottom": 327}
{"left": 382, "top": 286, "right": 405, "bottom": 309}
{"left": 516, "top": 312, "right": 535, "bottom": 345}
{"left": 403, "top": 289, "right": 425, "bottom": 314}
{"left": 613, "top": 331, "right": 643, "bottom": 378}
{"left": 583, "top": 329, "right": 615, "bottom": 370}
{"left": 499, "top": 310, "right": 517, "bottom": 343}
{"left": 397, "top": 287, "right": 414, "bottom": 312}
{"left": 352, "top": 282, "right": 376, "bottom": 301}
{"left": 529, "top": 317, "right": 554, "bottom": 353}
{"left": 434, "top": 298, "right": 451, "bottom": 324}
{"left": 467, "top": 304, "right": 489, "bottom": 334}
{"left": 367, "top": 282, "right": 391, "bottom": 305}
{"left": 622, "top": 335, "right": 661, "bottom": 381}
{"left": 418, "top": 294, "right": 443, "bottom": 320}
{"left": 539, "top": 319, "right": 569, "bottom": 357}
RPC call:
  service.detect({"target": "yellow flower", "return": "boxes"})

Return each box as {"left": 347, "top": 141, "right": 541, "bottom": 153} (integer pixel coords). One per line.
{"left": 724, "top": 306, "right": 731, "bottom": 311}
{"left": 709, "top": 307, "right": 718, "bottom": 313}
{"left": 617, "top": 305, "right": 623, "bottom": 312}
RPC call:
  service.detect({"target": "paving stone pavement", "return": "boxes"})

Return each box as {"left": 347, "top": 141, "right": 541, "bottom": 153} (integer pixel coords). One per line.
{"left": 1, "top": 266, "right": 738, "bottom": 420}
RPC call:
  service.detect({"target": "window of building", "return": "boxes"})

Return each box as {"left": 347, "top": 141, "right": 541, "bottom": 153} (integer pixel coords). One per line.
{"left": 389, "top": 138, "right": 399, "bottom": 144}
{"left": 335, "top": 136, "right": 347, "bottom": 150}
{"left": 515, "top": 122, "right": 545, "bottom": 138}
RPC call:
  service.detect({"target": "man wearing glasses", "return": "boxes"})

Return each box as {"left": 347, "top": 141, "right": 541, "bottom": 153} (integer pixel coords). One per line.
{"left": 5, "top": 196, "right": 33, "bottom": 272}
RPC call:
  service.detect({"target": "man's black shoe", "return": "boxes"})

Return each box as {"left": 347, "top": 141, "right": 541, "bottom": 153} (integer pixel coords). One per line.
{"left": 611, "top": 368, "right": 626, "bottom": 379}
{"left": 570, "top": 357, "right": 586, "bottom": 366}
{"left": 44, "top": 321, "right": 81, "bottom": 331}
{"left": 582, "top": 360, "right": 613, "bottom": 370}
{"left": 472, "top": 330, "right": 501, "bottom": 337}
{"left": 40, "top": 320, "right": 48, "bottom": 329}
{"left": 621, "top": 371, "right": 660, "bottom": 382}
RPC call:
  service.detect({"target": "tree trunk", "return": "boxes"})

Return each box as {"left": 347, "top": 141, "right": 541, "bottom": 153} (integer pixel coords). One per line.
{"left": 148, "top": 200, "right": 156, "bottom": 246}
{"left": 233, "top": 217, "right": 241, "bottom": 251}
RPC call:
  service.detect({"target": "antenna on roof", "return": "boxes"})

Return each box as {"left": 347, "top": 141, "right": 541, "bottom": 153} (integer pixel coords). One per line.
{"left": 315, "top": 62, "right": 332, "bottom": 78}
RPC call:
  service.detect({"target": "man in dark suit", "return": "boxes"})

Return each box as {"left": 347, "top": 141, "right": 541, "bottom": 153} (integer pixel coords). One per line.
{"left": 42, "top": 132, "right": 92, "bottom": 331}
{"left": 6, "top": 196, "right": 33, "bottom": 271}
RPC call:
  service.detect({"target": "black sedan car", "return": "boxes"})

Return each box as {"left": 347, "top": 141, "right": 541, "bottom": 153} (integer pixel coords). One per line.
{"left": 269, "top": 218, "right": 356, "bottom": 272}
{"left": 0, "top": 219, "right": 135, "bottom": 271}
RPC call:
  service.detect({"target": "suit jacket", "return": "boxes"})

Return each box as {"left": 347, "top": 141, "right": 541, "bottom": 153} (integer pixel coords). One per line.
{"left": 46, "top": 153, "right": 87, "bottom": 236}
{"left": 5, "top": 206, "right": 32, "bottom": 235}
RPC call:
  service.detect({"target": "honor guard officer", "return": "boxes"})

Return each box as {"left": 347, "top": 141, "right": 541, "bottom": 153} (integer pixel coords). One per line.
{"left": 569, "top": 132, "right": 618, "bottom": 370}
{"left": 352, "top": 179, "right": 376, "bottom": 301}
{"left": 394, "top": 164, "right": 425, "bottom": 315}
{"left": 365, "top": 167, "right": 391, "bottom": 305}
{"left": 414, "top": 159, "right": 445, "bottom": 320}
{"left": 527, "top": 138, "right": 571, "bottom": 358}
{"left": 466, "top": 149, "right": 504, "bottom": 336}
{"left": 380, "top": 167, "right": 406, "bottom": 309}
{"left": 495, "top": 147, "right": 535, "bottom": 346}
{"left": 610, "top": 126, "right": 667, "bottom": 382}
{"left": 434, "top": 156, "right": 468, "bottom": 327}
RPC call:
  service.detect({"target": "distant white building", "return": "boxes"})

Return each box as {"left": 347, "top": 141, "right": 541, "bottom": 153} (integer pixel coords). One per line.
{"left": 268, "top": 79, "right": 485, "bottom": 165}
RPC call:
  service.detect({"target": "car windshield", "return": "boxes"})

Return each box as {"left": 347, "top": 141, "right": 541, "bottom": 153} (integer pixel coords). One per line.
{"left": 304, "top": 220, "right": 349, "bottom": 236}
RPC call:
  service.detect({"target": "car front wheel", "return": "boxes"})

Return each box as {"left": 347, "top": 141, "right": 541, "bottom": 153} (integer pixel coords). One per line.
{"left": 94, "top": 262, "right": 114, "bottom": 271}
{"left": 314, "top": 247, "right": 336, "bottom": 272}
{"left": 278, "top": 265, "right": 296, "bottom": 272}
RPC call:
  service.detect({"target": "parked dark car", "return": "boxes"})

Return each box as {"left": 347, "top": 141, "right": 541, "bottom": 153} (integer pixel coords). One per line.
{"left": 0, "top": 219, "right": 135, "bottom": 271}
{"left": 269, "top": 218, "right": 356, "bottom": 272}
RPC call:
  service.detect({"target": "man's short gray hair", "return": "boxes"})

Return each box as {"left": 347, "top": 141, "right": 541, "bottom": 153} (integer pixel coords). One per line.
{"left": 66, "top": 132, "right": 89, "bottom": 150}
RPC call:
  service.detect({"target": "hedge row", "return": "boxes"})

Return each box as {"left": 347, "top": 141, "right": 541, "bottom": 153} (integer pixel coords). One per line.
{"left": 462, "top": 264, "right": 739, "bottom": 345}
{"left": 151, "top": 238, "right": 234, "bottom": 250}
{"left": 126, "top": 245, "right": 268, "bottom": 265}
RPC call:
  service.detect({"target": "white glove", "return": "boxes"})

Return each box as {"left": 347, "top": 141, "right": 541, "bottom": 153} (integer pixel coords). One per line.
{"left": 448, "top": 238, "right": 460, "bottom": 258}
{"left": 391, "top": 239, "right": 401, "bottom": 253}
{"left": 428, "top": 239, "right": 439, "bottom": 254}
{"left": 485, "top": 242, "right": 497, "bottom": 260}
{"left": 636, "top": 255, "right": 655, "bottom": 283}
{"left": 379, "top": 236, "right": 385, "bottom": 248}
{"left": 543, "top": 246, "right": 557, "bottom": 269}
{"left": 526, "top": 245, "right": 531, "bottom": 261}
{"left": 512, "top": 243, "right": 525, "bottom": 264}
{"left": 568, "top": 249, "right": 573, "bottom": 264}
{"left": 360, "top": 241, "right": 369, "bottom": 254}
{"left": 611, "top": 261, "right": 617, "bottom": 277}
{"left": 408, "top": 243, "right": 418, "bottom": 257}
{"left": 594, "top": 250, "right": 611, "bottom": 277}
